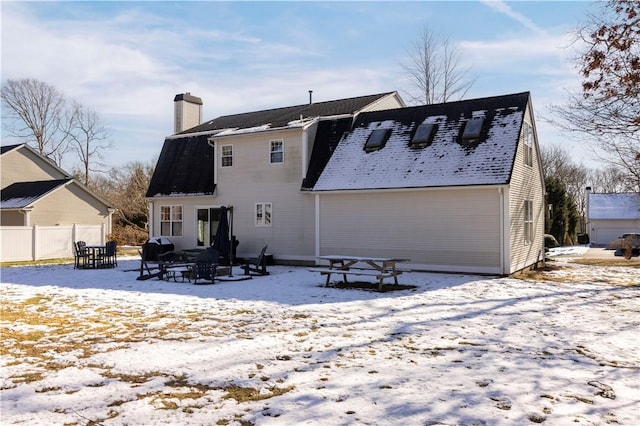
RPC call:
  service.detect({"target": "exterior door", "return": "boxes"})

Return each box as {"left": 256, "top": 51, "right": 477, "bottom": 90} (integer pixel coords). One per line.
{"left": 196, "top": 207, "right": 221, "bottom": 247}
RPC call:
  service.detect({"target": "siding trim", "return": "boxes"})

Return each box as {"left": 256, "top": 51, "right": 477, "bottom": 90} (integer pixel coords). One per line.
{"left": 310, "top": 184, "right": 510, "bottom": 196}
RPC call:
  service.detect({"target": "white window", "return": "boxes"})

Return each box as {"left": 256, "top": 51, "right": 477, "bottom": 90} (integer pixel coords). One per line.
{"left": 523, "top": 122, "right": 533, "bottom": 167}
{"left": 221, "top": 145, "right": 233, "bottom": 167}
{"left": 524, "top": 200, "right": 533, "bottom": 243}
{"left": 256, "top": 202, "right": 272, "bottom": 227}
{"left": 270, "top": 140, "right": 283, "bottom": 163}
{"left": 160, "top": 205, "right": 183, "bottom": 237}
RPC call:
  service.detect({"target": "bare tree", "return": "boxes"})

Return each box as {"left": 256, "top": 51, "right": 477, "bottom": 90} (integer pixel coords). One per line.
{"left": 590, "top": 165, "right": 632, "bottom": 192}
{"left": 91, "top": 161, "right": 155, "bottom": 244}
{"left": 65, "top": 101, "right": 111, "bottom": 186}
{"left": 1, "top": 78, "right": 73, "bottom": 164}
{"left": 401, "top": 26, "right": 474, "bottom": 105}
{"left": 546, "top": 0, "right": 640, "bottom": 191}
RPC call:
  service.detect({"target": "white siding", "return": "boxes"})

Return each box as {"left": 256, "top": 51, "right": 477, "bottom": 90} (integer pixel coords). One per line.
{"left": 508, "top": 103, "right": 546, "bottom": 273}
{"left": 360, "top": 93, "right": 405, "bottom": 112}
{"left": 317, "top": 188, "right": 502, "bottom": 273}
{"left": 152, "top": 128, "right": 317, "bottom": 261}
{"left": 589, "top": 219, "right": 640, "bottom": 245}
{"left": 214, "top": 129, "right": 315, "bottom": 260}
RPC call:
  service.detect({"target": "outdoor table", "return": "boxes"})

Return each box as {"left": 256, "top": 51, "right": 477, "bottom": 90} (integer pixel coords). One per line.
{"left": 84, "top": 245, "right": 106, "bottom": 269}
{"left": 311, "top": 255, "right": 409, "bottom": 291}
{"left": 157, "top": 261, "right": 196, "bottom": 281}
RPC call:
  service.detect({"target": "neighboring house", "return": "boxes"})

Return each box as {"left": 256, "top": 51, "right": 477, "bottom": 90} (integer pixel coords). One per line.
{"left": 0, "top": 144, "right": 114, "bottom": 260}
{"left": 586, "top": 189, "right": 640, "bottom": 245}
{"left": 147, "top": 91, "right": 544, "bottom": 275}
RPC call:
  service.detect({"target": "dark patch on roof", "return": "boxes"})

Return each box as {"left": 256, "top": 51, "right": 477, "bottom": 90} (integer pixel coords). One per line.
{"left": 180, "top": 92, "right": 395, "bottom": 134}
{"left": 1, "top": 179, "right": 71, "bottom": 208}
{"left": 302, "top": 117, "right": 354, "bottom": 190}
{"left": 146, "top": 134, "right": 215, "bottom": 197}
{"left": 1, "top": 144, "right": 22, "bottom": 155}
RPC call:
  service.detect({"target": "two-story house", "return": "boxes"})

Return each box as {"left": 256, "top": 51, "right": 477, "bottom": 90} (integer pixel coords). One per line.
{"left": 146, "top": 92, "right": 405, "bottom": 262}
{"left": 147, "top": 90, "right": 545, "bottom": 275}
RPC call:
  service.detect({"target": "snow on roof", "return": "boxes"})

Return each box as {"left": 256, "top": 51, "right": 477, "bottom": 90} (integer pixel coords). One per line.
{"left": 0, "top": 196, "right": 39, "bottom": 209}
{"left": 589, "top": 193, "right": 640, "bottom": 219}
{"left": 313, "top": 95, "right": 526, "bottom": 191}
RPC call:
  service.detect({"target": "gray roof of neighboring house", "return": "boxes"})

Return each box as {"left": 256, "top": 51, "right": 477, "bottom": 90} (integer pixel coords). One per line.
{"left": 589, "top": 193, "right": 640, "bottom": 220}
{"left": 0, "top": 144, "right": 21, "bottom": 155}
{"left": 311, "top": 92, "right": 531, "bottom": 191}
{"left": 0, "top": 179, "right": 71, "bottom": 209}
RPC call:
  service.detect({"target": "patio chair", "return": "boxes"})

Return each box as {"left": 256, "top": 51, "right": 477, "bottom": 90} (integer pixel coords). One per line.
{"left": 97, "top": 240, "right": 117, "bottom": 268}
{"left": 189, "top": 248, "right": 219, "bottom": 284}
{"left": 242, "top": 245, "right": 270, "bottom": 276}
{"left": 74, "top": 241, "right": 89, "bottom": 269}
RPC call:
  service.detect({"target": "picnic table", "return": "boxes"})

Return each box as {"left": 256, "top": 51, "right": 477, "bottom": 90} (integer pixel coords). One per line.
{"left": 309, "top": 255, "right": 409, "bottom": 291}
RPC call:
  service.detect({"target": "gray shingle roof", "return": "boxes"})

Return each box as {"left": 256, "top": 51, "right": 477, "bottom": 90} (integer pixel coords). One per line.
{"left": 589, "top": 193, "right": 640, "bottom": 219}
{"left": 1, "top": 179, "right": 71, "bottom": 208}
{"left": 146, "top": 134, "right": 214, "bottom": 198}
{"left": 178, "top": 92, "right": 396, "bottom": 134}
{"left": 312, "top": 92, "right": 531, "bottom": 191}
{"left": 149, "top": 92, "right": 396, "bottom": 197}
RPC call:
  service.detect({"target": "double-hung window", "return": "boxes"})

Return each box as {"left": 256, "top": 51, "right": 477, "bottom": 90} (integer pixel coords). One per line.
{"left": 524, "top": 200, "right": 533, "bottom": 243}
{"left": 221, "top": 145, "right": 233, "bottom": 167}
{"left": 523, "top": 122, "right": 533, "bottom": 167}
{"left": 160, "top": 205, "right": 183, "bottom": 237}
{"left": 256, "top": 202, "right": 272, "bottom": 227}
{"left": 270, "top": 140, "right": 284, "bottom": 163}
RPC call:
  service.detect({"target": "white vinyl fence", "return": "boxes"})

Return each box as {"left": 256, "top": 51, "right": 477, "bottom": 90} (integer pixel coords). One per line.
{"left": 0, "top": 224, "right": 106, "bottom": 262}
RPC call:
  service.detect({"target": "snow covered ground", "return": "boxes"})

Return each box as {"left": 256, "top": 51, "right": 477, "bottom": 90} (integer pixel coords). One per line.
{"left": 1, "top": 251, "right": 638, "bottom": 425}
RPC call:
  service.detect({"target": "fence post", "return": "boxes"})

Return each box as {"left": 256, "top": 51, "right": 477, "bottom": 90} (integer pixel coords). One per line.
{"left": 32, "top": 225, "right": 39, "bottom": 261}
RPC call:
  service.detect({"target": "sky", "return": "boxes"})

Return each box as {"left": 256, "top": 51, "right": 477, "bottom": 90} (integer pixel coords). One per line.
{"left": 1, "top": 248, "right": 639, "bottom": 424}
{"left": 1, "top": 1, "right": 603, "bottom": 171}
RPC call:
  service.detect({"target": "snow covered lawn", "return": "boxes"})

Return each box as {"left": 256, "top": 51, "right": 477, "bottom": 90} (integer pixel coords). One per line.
{"left": 1, "top": 255, "right": 639, "bottom": 425}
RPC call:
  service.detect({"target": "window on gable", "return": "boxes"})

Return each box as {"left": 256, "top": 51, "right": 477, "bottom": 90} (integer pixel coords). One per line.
{"left": 524, "top": 199, "right": 533, "bottom": 244}
{"left": 256, "top": 202, "right": 272, "bottom": 227}
{"left": 462, "top": 117, "right": 484, "bottom": 141}
{"left": 160, "top": 205, "right": 183, "bottom": 237}
{"left": 270, "top": 140, "right": 283, "bottom": 163}
{"left": 410, "top": 123, "right": 437, "bottom": 148}
{"left": 364, "top": 128, "right": 391, "bottom": 152}
{"left": 523, "top": 122, "right": 533, "bottom": 167}
{"left": 221, "top": 145, "right": 233, "bottom": 167}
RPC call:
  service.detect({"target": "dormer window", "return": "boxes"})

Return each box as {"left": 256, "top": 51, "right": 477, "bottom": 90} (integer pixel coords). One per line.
{"left": 462, "top": 117, "right": 484, "bottom": 141}
{"left": 410, "top": 123, "right": 437, "bottom": 148}
{"left": 364, "top": 128, "right": 391, "bottom": 152}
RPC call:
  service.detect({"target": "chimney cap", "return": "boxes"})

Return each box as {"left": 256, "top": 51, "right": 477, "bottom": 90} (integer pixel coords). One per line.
{"left": 174, "top": 93, "right": 203, "bottom": 105}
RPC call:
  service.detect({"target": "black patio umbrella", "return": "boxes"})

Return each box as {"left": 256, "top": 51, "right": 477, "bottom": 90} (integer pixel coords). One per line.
{"left": 212, "top": 206, "right": 231, "bottom": 265}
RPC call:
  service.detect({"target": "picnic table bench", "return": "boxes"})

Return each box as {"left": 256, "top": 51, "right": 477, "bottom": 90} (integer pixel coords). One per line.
{"left": 310, "top": 255, "right": 409, "bottom": 291}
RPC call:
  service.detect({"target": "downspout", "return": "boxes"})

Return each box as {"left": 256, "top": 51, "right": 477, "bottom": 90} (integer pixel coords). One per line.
{"left": 315, "top": 193, "right": 320, "bottom": 261}
{"left": 107, "top": 208, "right": 117, "bottom": 237}
{"left": 148, "top": 201, "right": 154, "bottom": 238}
{"left": 499, "top": 187, "right": 510, "bottom": 275}
{"left": 302, "top": 123, "right": 309, "bottom": 179}
{"left": 19, "top": 207, "right": 33, "bottom": 226}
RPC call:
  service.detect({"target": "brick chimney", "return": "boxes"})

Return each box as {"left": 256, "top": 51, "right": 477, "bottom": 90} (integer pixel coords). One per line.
{"left": 174, "top": 92, "right": 203, "bottom": 133}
